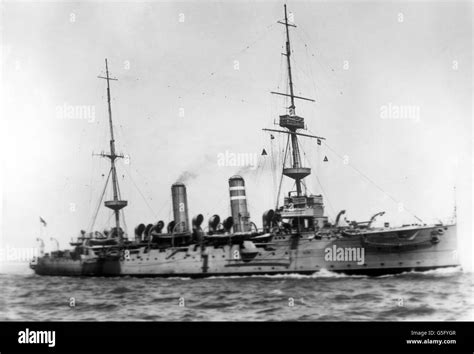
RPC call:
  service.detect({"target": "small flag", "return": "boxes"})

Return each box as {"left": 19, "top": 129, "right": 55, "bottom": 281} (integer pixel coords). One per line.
{"left": 270, "top": 134, "right": 275, "bottom": 140}
{"left": 39, "top": 217, "right": 47, "bottom": 226}
{"left": 323, "top": 156, "right": 328, "bottom": 162}
{"left": 317, "top": 139, "right": 321, "bottom": 145}
{"left": 261, "top": 149, "right": 267, "bottom": 156}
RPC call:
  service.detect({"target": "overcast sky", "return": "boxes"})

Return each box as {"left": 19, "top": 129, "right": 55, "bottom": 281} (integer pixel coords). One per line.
{"left": 0, "top": 0, "right": 472, "bottom": 269}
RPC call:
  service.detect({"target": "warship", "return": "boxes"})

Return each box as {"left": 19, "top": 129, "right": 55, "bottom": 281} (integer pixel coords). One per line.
{"left": 30, "top": 5, "right": 459, "bottom": 277}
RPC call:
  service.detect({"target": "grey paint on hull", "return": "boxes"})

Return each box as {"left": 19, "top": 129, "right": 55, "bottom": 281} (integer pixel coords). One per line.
{"left": 32, "top": 224, "right": 459, "bottom": 278}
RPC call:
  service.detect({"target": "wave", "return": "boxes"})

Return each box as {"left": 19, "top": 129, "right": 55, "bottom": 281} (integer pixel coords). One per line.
{"left": 377, "top": 266, "right": 463, "bottom": 279}
{"left": 204, "top": 269, "right": 368, "bottom": 280}
{"left": 375, "top": 305, "right": 437, "bottom": 320}
{"left": 108, "top": 286, "right": 133, "bottom": 294}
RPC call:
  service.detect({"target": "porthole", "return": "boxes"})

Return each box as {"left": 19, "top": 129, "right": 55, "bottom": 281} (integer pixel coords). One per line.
{"left": 380, "top": 263, "right": 385, "bottom": 266}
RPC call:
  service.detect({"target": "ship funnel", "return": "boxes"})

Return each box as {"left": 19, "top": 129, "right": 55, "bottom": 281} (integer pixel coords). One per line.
{"left": 171, "top": 182, "right": 190, "bottom": 233}
{"left": 229, "top": 175, "right": 250, "bottom": 233}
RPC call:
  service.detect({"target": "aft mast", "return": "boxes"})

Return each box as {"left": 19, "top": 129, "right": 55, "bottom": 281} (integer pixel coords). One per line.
{"left": 98, "top": 59, "right": 128, "bottom": 242}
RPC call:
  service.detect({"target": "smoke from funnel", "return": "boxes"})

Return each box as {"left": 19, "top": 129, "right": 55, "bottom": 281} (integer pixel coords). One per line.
{"left": 176, "top": 171, "right": 198, "bottom": 184}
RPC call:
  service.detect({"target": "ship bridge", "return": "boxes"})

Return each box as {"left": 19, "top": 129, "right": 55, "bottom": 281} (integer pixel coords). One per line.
{"left": 280, "top": 192, "right": 328, "bottom": 229}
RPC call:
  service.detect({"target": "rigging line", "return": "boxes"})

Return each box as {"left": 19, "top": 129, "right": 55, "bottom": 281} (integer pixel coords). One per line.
{"left": 301, "top": 178, "right": 308, "bottom": 195}
{"left": 298, "top": 26, "right": 337, "bottom": 75}
{"left": 268, "top": 44, "right": 285, "bottom": 126}
{"left": 210, "top": 192, "right": 232, "bottom": 219}
{"left": 170, "top": 23, "right": 278, "bottom": 97}
{"left": 300, "top": 143, "right": 336, "bottom": 217}
{"left": 291, "top": 54, "right": 317, "bottom": 100}
{"left": 253, "top": 158, "right": 262, "bottom": 185}
{"left": 102, "top": 210, "right": 114, "bottom": 231}
{"left": 237, "top": 22, "right": 277, "bottom": 54}
{"left": 89, "top": 168, "right": 112, "bottom": 232}
{"left": 123, "top": 166, "right": 158, "bottom": 220}
{"left": 296, "top": 137, "right": 307, "bottom": 194}
{"left": 116, "top": 169, "right": 122, "bottom": 200}
{"left": 314, "top": 174, "right": 336, "bottom": 219}
{"left": 275, "top": 134, "right": 290, "bottom": 210}
{"left": 169, "top": 83, "right": 256, "bottom": 106}
{"left": 300, "top": 140, "right": 310, "bottom": 195}
{"left": 297, "top": 26, "right": 343, "bottom": 96}
{"left": 89, "top": 119, "right": 107, "bottom": 210}
{"left": 132, "top": 166, "right": 160, "bottom": 207}
{"left": 120, "top": 208, "right": 128, "bottom": 234}
{"left": 270, "top": 134, "right": 277, "bottom": 204}
{"left": 277, "top": 44, "right": 284, "bottom": 90}
{"left": 154, "top": 199, "right": 173, "bottom": 223}
{"left": 294, "top": 30, "right": 319, "bottom": 97}
{"left": 319, "top": 139, "right": 424, "bottom": 223}
{"left": 87, "top": 154, "right": 96, "bottom": 209}
{"left": 114, "top": 172, "right": 128, "bottom": 231}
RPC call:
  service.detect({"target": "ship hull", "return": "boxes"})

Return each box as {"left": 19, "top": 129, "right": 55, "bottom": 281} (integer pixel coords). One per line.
{"left": 31, "top": 257, "right": 100, "bottom": 276}
{"left": 31, "top": 225, "right": 459, "bottom": 277}
{"left": 97, "top": 224, "right": 459, "bottom": 277}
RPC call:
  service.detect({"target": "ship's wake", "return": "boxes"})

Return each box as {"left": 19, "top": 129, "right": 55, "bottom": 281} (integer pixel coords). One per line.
{"left": 377, "top": 266, "right": 463, "bottom": 278}
{"left": 165, "top": 266, "right": 465, "bottom": 281}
